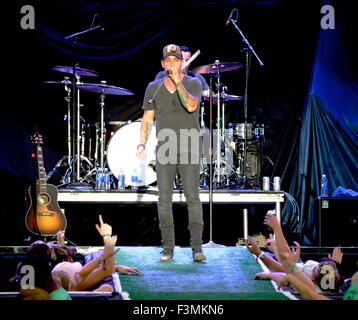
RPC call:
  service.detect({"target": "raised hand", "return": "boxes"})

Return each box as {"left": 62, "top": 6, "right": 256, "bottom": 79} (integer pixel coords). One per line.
{"left": 56, "top": 230, "right": 65, "bottom": 245}
{"left": 95, "top": 214, "right": 112, "bottom": 242}
{"left": 244, "top": 237, "right": 261, "bottom": 256}
{"left": 265, "top": 234, "right": 278, "bottom": 257}
{"left": 263, "top": 212, "right": 280, "bottom": 231}
{"left": 328, "top": 247, "right": 343, "bottom": 264}
{"left": 103, "top": 235, "right": 119, "bottom": 258}
{"left": 291, "top": 241, "right": 301, "bottom": 262}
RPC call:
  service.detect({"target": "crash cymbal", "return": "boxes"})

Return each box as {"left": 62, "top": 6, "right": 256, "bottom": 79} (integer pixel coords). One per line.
{"left": 52, "top": 65, "right": 99, "bottom": 77}
{"left": 77, "top": 83, "right": 134, "bottom": 96}
{"left": 192, "top": 62, "right": 243, "bottom": 74}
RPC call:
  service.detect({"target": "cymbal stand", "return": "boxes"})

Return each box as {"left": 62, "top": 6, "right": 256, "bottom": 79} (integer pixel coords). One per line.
{"left": 99, "top": 81, "right": 107, "bottom": 170}
{"left": 227, "top": 15, "right": 264, "bottom": 189}
{"left": 214, "top": 60, "right": 224, "bottom": 187}
{"left": 220, "top": 86, "right": 231, "bottom": 186}
{"left": 65, "top": 18, "right": 102, "bottom": 187}
{"left": 75, "top": 72, "right": 82, "bottom": 181}
{"left": 203, "top": 75, "right": 225, "bottom": 248}
{"left": 46, "top": 78, "right": 72, "bottom": 184}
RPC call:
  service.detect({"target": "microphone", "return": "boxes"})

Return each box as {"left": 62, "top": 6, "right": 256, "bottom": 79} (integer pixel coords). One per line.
{"left": 226, "top": 8, "right": 237, "bottom": 25}
{"left": 166, "top": 69, "right": 172, "bottom": 75}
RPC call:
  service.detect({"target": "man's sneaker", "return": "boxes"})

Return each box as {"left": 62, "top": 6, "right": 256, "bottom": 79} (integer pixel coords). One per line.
{"left": 192, "top": 248, "right": 206, "bottom": 262}
{"left": 159, "top": 248, "right": 174, "bottom": 262}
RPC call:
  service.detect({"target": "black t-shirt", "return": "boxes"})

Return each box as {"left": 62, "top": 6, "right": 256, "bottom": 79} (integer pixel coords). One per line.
{"left": 142, "top": 76, "right": 202, "bottom": 161}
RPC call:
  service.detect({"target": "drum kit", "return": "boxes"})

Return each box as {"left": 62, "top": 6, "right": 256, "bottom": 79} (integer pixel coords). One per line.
{"left": 45, "top": 59, "right": 264, "bottom": 190}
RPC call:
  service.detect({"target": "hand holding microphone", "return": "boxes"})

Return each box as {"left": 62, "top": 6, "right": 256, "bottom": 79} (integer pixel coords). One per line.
{"left": 166, "top": 68, "right": 180, "bottom": 84}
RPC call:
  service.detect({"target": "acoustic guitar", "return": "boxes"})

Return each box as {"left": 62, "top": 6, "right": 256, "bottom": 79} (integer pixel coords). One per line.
{"left": 25, "top": 133, "right": 67, "bottom": 236}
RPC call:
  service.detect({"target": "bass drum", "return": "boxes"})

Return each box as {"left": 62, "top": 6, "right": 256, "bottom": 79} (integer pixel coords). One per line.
{"left": 107, "top": 120, "right": 157, "bottom": 187}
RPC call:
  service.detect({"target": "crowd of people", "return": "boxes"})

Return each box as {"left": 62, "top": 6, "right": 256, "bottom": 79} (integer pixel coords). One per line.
{"left": 245, "top": 211, "right": 358, "bottom": 300}
{"left": 9, "top": 215, "right": 140, "bottom": 300}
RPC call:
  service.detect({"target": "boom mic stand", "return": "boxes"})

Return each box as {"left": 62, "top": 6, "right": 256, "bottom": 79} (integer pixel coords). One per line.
{"left": 227, "top": 11, "right": 263, "bottom": 189}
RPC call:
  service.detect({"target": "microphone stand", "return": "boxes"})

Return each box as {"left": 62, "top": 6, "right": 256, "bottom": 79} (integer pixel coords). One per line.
{"left": 228, "top": 17, "right": 263, "bottom": 189}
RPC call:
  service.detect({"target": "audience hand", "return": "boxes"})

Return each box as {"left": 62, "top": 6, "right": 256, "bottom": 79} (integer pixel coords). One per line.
{"left": 265, "top": 235, "right": 278, "bottom": 257}
{"left": 263, "top": 212, "right": 280, "bottom": 231}
{"left": 277, "top": 275, "right": 291, "bottom": 290}
{"left": 116, "top": 265, "right": 141, "bottom": 276}
{"left": 291, "top": 241, "right": 301, "bottom": 262}
{"left": 56, "top": 230, "right": 65, "bottom": 245}
{"left": 103, "top": 235, "right": 119, "bottom": 258}
{"left": 328, "top": 247, "right": 343, "bottom": 264}
{"left": 95, "top": 215, "right": 112, "bottom": 242}
{"left": 244, "top": 237, "right": 261, "bottom": 256}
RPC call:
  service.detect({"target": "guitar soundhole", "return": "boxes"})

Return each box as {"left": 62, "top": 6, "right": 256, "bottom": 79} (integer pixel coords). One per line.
{"left": 38, "top": 193, "right": 50, "bottom": 206}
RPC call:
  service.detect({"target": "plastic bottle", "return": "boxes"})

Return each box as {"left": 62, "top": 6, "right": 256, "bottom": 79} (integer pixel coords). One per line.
{"left": 320, "top": 174, "right": 328, "bottom": 197}
{"left": 131, "top": 168, "right": 139, "bottom": 190}
{"left": 117, "top": 168, "right": 125, "bottom": 190}
{"left": 96, "top": 169, "right": 102, "bottom": 190}
{"left": 105, "top": 169, "right": 111, "bottom": 190}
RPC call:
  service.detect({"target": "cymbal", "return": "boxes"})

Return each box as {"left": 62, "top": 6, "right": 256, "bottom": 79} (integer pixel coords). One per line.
{"left": 77, "top": 83, "right": 134, "bottom": 96}
{"left": 203, "top": 92, "right": 243, "bottom": 102}
{"left": 52, "top": 65, "right": 99, "bottom": 77}
{"left": 220, "top": 93, "right": 243, "bottom": 101}
{"left": 43, "top": 79, "right": 72, "bottom": 85}
{"left": 192, "top": 62, "right": 243, "bottom": 74}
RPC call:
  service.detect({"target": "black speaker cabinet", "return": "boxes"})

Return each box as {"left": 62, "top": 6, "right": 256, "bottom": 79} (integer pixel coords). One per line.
{"left": 317, "top": 197, "right": 358, "bottom": 247}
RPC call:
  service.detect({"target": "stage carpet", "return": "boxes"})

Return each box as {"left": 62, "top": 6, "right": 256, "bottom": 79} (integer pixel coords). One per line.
{"left": 115, "top": 246, "right": 289, "bottom": 300}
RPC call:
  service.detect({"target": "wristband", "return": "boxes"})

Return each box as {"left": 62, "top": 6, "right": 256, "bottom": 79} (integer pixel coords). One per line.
{"left": 96, "top": 256, "right": 103, "bottom": 264}
{"left": 296, "top": 259, "right": 303, "bottom": 263}
{"left": 103, "top": 234, "right": 111, "bottom": 238}
{"left": 256, "top": 251, "right": 265, "bottom": 264}
{"left": 137, "top": 144, "right": 145, "bottom": 149}
{"left": 258, "top": 251, "right": 265, "bottom": 260}
{"left": 289, "top": 263, "right": 299, "bottom": 274}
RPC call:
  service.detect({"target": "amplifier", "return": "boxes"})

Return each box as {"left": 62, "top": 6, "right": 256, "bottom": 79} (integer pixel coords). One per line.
{"left": 317, "top": 197, "right": 358, "bottom": 247}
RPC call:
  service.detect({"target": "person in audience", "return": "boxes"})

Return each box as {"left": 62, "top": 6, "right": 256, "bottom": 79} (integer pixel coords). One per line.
{"left": 18, "top": 254, "right": 71, "bottom": 300}
{"left": 245, "top": 211, "right": 348, "bottom": 298}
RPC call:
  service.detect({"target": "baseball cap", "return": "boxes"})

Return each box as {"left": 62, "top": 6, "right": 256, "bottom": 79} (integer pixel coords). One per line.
{"left": 162, "top": 44, "right": 182, "bottom": 60}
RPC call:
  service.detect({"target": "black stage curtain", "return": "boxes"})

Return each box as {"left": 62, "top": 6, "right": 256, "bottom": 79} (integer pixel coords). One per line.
{"left": 1, "top": 0, "right": 357, "bottom": 245}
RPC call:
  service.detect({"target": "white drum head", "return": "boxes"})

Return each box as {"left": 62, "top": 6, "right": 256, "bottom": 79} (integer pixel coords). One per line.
{"left": 107, "top": 120, "right": 157, "bottom": 187}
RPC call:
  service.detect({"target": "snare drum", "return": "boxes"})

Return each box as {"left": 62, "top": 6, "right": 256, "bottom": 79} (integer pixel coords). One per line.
{"left": 106, "top": 120, "right": 157, "bottom": 187}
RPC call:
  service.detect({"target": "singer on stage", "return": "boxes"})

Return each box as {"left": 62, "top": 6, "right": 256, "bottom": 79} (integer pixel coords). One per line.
{"left": 136, "top": 44, "right": 206, "bottom": 262}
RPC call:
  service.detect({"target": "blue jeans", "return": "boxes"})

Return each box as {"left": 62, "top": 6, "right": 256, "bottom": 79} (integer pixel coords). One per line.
{"left": 156, "top": 158, "right": 204, "bottom": 250}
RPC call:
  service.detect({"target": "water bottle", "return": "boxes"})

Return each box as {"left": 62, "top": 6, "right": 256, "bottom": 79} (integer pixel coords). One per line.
{"left": 117, "top": 168, "right": 125, "bottom": 190}
{"left": 104, "top": 169, "right": 111, "bottom": 190}
{"left": 99, "top": 169, "right": 106, "bottom": 190}
{"left": 131, "top": 168, "right": 139, "bottom": 190}
{"left": 320, "top": 174, "right": 328, "bottom": 197}
{"left": 96, "top": 169, "right": 102, "bottom": 190}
